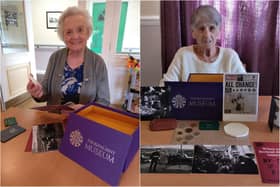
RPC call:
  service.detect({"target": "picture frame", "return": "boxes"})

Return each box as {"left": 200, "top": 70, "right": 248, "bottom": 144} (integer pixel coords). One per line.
{"left": 46, "top": 11, "right": 62, "bottom": 29}
{"left": 223, "top": 73, "right": 259, "bottom": 122}
{"left": 268, "top": 96, "right": 279, "bottom": 131}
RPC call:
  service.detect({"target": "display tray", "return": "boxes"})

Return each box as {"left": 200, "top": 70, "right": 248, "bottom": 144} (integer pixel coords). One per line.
{"left": 77, "top": 105, "right": 138, "bottom": 135}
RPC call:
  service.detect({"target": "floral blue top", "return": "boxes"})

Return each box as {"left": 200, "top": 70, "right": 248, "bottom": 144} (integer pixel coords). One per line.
{"left": 61, "top": 63, "right": 84, "bottom": 104}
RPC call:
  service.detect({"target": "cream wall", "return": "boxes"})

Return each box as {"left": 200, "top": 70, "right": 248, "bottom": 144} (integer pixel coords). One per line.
{"left": 141, "top": 1, "right": 160, "bottom": 17}
{"left": 141, "top": 1, "right": 162, "bottom": 86}
{"left": 31, "top": 0, "right": 78, "bottom": 45}
{"left": 31, "top": 0, "right": 78, "bottom": 74}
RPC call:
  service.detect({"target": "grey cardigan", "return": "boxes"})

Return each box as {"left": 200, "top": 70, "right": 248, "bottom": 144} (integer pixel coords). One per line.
{"left": 37, "top": 47, "right": 110, "bottom": 105}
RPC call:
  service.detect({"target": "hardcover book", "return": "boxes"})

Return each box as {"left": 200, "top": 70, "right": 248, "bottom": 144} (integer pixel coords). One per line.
{"left": 59, "top": 103, "right": 139, "bottom": 186}
{"left": 165, "top": 82, "right": 223, "bottom": 120}
{"left": 223, "top": 73, "right": 259, "bottom": 121}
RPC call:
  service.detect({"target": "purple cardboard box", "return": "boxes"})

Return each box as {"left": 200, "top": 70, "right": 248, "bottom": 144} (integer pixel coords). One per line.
{"left": 59, "top": 103, "right": 139, "bottom": 186}
{"left": 165, "top": 82, "right": 223, "bottom": 120}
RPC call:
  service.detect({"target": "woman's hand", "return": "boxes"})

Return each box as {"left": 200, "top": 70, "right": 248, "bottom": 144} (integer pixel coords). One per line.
{"left": 26, "top": 78, "right": 43, "bottom": 99}
{"left": 69, "top": 104, "right": 84, "bottom": 111}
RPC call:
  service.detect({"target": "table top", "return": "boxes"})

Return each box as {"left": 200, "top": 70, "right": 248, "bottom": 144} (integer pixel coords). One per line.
{"left": 1, "top": 107, "right": 140, "bottom": 186}
{"left": 141, "top": 96, "right": 279, "bottom": 186}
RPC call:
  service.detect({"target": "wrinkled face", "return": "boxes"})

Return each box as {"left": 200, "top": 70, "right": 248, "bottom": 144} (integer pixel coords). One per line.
{"left": 63, "top": 15, "right": 90, "bottom": 52}
{"left": 192, "top": 21, "right": 220, "bottom": 49}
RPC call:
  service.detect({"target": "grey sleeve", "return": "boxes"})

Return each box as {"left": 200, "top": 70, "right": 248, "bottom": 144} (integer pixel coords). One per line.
{"left": 94, "top": 59, "right": 110, "bottom": 106}
{"left": 33, "top": 52, "right": 56, "bottom": 103}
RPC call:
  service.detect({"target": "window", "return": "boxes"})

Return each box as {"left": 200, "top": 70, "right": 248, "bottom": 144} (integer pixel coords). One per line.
{"left": 117, "top": 0, "right": 140, "bottom": 54}
{"left": 89, "top": 0, "right": 140, "bottom": 55}
{"left": 86, "top": 0, "right": 140, "bottom": 104}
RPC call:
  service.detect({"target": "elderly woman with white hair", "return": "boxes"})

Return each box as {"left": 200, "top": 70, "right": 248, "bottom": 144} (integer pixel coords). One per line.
{"left": 27, "top": 6, "right": 110, "bottom": 106}
{"left": 160, "top": 5, "right": 246, "bottom": 85}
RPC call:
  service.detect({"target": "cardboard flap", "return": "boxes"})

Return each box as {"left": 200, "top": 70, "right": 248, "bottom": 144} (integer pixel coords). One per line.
{"left": 166, "top": 82, "right": 223, "bottom": 120}
{"left": 188, "top": 73, "right": 223, "bottom": 82}
{"left": 59, "top": 113, "right": 132, "bottom": 186}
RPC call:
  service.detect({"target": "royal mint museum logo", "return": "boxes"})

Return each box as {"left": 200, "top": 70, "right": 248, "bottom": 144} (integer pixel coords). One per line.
{"left": 172, "top": 95, "right": 216, "bottom": 109}
{"left": 70, "top": 130, "right": 84, "bottom": 147}
{"left": 172, "top": 94, "right": 187, "bottom": 109}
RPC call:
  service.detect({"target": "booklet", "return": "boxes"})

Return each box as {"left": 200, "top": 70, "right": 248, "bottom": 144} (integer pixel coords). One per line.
{"left": 32, "top": 123, "right": 64, "bottom": 152}
{"left": 253, "top": 142, "right": 279, "bottom": 184}
{"left": 32, "top": 105, "right": 74, "bottom": 114}
{"left": 223, "top": 73, "right": 259, "bottom": 121}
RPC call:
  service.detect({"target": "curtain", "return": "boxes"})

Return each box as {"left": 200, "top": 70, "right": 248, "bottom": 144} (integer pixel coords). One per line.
{"left": 160, "top": 1, "right": 279, "bottom": 95}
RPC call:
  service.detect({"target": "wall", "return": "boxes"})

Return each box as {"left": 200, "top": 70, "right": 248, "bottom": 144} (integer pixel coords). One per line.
{"left": 140, "top": 1, "right": 162, "bottom": 86}
{"left": 141, "top": 1, "right": 160, "bottom": 16}
{"left": 31, "top": 0, "right": 78, "bottom": 74}
{"left": 31, "top": 0, "right": 77, "bottom": 45}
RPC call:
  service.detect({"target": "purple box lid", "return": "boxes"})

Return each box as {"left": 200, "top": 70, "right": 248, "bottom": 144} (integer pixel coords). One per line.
{"left": 59, "top": 103, "right": 139, "bottom": 186}
{"left": 165, "top": 82, "right": 223, "bottom": 120}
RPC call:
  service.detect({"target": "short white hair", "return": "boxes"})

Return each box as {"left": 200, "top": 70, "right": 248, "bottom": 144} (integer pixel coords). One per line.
{"left": 57, "top": 6, "right": 93, "bottom": 41}
{"left": 191, "top": 5, "right": 221, "bottom": 29}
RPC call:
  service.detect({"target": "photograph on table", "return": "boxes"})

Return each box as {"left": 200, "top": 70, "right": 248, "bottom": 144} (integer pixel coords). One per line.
{"left": 141, "top": 144, "right": 194, "bottom": 173}
{"left": 32, "top": 123, "right": 64, "bottom": 152}
{"left": 140, "top": 86, "right": 170, "bottom": 120}
{"left": 192, "top": 144, "right": 258, "bottom": 174}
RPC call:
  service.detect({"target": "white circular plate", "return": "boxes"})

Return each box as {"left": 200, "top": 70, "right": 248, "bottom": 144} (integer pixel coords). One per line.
{"left": 224, "top": 123, "right": 249, "bottom": 138}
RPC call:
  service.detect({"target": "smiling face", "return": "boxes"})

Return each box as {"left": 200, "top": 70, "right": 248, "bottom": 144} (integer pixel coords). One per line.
{"left": 192, "top": 20, "right": 220, "bottom": 50}
{"left": 63, "top": 14, "right": 90, "bottom": 53}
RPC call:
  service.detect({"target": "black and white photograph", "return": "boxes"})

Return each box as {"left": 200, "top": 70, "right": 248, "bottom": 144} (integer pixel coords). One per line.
{"left": 32, "top": 123, "right": 64, "bottom": 153}
{"left": 140, "top": 86, "right": 170, "bottom": 120}
{"left": 4, "top": 9, "right": 18, "bottom": 27}
{"left": 46, "top": 11, "right": 62, "bottom": 29}
{"left": 141, "top": 145, "right": 194, "bottom": 173}
{"left": 192, "top": 144, "right": 258, "bottom": 174}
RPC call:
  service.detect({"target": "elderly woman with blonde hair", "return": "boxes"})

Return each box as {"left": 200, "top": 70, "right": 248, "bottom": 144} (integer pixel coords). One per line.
{"left": 27, "top": 6, "right": 110, "bottom": 107}
{"left": 160, "top": 5, "right": 246, "bottom": 85}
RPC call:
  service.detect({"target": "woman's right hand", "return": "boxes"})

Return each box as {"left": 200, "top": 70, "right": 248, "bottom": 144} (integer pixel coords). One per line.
{"left": 26, "top": 79, "right": 43, "bottom": 99}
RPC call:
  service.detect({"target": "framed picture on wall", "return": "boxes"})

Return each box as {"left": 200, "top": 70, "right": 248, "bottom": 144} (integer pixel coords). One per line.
{"left": 46, "top": 11, "right": 62, "bottom": 29}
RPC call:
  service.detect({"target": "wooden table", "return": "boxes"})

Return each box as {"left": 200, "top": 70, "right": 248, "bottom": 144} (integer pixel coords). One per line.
{"left": 1, "top": 108, "right": 139, "bottom": 186}
{"left": 141, "top": 96, "right": 279, "bottom": 186}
